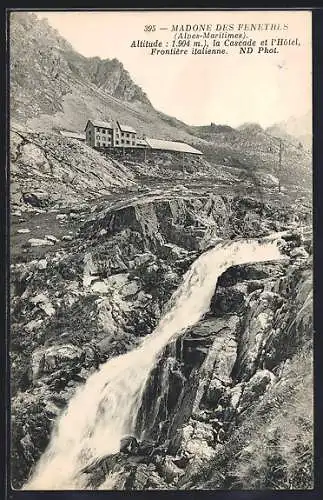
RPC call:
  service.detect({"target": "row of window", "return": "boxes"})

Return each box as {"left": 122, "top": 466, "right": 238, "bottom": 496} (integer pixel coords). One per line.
{"left": 116, "top": 132, "right": 134, "bottom": 138}
{"left": 89, "top": 127, "right": 136, "bottom": 138}
{"left": 90, "top": 133, "right": 136, "bottom": 141}
{"left": 115, "top": 140, "right": 136, "bottom": 145}
{"left": 97, "top": 129, "right": 112, "bottom": 135}
{"left": 95, "top": 131, "right": 111, "bottom": 135}
{"left": 96, "top": 139, "right": 136, "bottom": 147}
{"left": 93, "top": 127, "right": 135, "bottom": 137}
{"left": 96, "top": 134, "right": 112, "bottom": 141}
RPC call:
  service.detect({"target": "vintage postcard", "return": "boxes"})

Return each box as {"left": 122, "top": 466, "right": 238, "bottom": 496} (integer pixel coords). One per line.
{"left": 9, "top": 9, "right": 313, "bottom": 491}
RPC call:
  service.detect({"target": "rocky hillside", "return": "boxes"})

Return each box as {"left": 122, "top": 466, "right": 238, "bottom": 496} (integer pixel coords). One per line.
{"left": 10, "top": 12, "right": 151, "bottom": 116}
{"left": 192, "top": 122, "right": 311, "bottom": 191}
{"left": 10, "top": 190, "right": 312, "bottom": 489}
{"left": 9, "top": 12, "right": 313, "bottom": 491}
{"left": 10, "top": 12, "right": 311, "bottom": 194}
{"left": 12, "top": 123, "right": 309, "bottom": 222}
{"left": 10, "top": 12, "right": 197, "bottom": 143}
{"left": 10, "top": 127, "right": 138, "bottom": 210}
{"left": 10, "top": 123, "right": 312, "bottom": 227}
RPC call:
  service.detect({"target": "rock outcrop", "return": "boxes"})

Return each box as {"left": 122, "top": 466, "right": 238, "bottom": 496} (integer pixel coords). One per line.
{"left": 10, "top": 129, "right": 136, "bottom": 210}
{"left": 10, "top": 190, "right": 312, "bottom": 490}
{"left": 82, "top": 255, "right": 311, "bottom": 491}
{"left": 10, "top": 12, "right": 151, "bottom": 123}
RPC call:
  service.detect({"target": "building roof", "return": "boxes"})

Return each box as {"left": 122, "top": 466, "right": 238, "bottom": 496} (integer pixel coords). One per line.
{"left": 85, "top": 120, "right": 113, "bottom": 130}
{"left": 60, "top": 130, "right": 86, "bottom": 140}
{"left": 136, "top": 139, "right": 149, "bottom": 146}
{"left": 117, "top": 121, "right": 137, "bottom": 134}
{"left": 145, "top": 137, "right": 203, "bottom": 155}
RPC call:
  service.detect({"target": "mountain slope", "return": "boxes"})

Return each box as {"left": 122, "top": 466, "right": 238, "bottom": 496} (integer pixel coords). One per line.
{"left": 10, "top": 127, "right": 137, "bottom": 209}
{"left": 192, "top": 123, "right": 311, "bottom": 190}
{"left": 10, "top": 12, "right": 151, "bottom": 116}
{"left": 10, "top": 12, "right": 311, "bottom": 193}
{"left": 10, "top": 12, "right": 199, "bottom": 144}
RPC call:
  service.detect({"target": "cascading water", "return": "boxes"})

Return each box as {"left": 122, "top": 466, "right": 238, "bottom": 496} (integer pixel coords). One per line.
{"left": 23, "top": 238, "right": 285, "bottom": 490}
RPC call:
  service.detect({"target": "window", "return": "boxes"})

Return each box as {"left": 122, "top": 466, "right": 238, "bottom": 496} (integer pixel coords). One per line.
{"left": 121, "top": 139, "right": 124, "bottom": 144}
{"left": 102, "top": 129, "right": 106, "bottom": 134}
{"left": 132, "top": 141, "right": 136, "bottom": 146}
{"left": 126, "top": 140, "right": 130, "bottom": 145}
{"left": 116, "top": 140, "right": 119, "bottom": 145}
{"left": 121, "top": 132, "right": 124, "bottom": 137}
{"left": 126, "top": 133, "right": 129, "bottom": 138}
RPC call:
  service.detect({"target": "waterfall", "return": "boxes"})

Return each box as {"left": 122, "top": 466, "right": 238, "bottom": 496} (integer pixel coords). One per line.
{"left": 23, "top": 238, "right": 285, "bottom": 490}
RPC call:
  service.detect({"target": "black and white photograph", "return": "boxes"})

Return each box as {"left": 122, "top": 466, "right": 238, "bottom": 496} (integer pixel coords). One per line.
{"left": 9, "top": 9, "right": 313, "bottom": 491}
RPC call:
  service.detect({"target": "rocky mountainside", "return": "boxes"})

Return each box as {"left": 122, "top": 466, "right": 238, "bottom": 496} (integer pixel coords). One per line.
{"left": 11, "top": 189, "right": 312, "bottom": 489}
{"left": 9, "top": 11, "right": 313, "bottom": 492}
{"left": 10, "top": 12, "right": 311, "bottom": 194}
{"left": 12, "top": 123, "right": 311, "bottom": 224}
{"left": 192, "top": 122, "right": 311, "bottom": 191}
{"left": 10, "top": 12, "right": 151, "bottom": 116}
{"left": 10, "top": 12, "right": 196, "bottom": 143}
{"left": 10, "top": 127, "right": 137, "bottom": 210}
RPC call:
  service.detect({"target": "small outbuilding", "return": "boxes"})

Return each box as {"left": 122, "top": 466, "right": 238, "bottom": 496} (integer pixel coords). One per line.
{"left": 144, "top": 137, "right": 203, "bottom": 155}
{"left": 59, "top": 130, "right": 86, "bottom": 142}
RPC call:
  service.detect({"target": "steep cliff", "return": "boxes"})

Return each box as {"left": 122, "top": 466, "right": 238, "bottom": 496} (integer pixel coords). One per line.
{"left": 9, "top": 12, "right": 197, "bottom": 143}
{"left": 10, "top": 12, "right": 151, "bottom": 121}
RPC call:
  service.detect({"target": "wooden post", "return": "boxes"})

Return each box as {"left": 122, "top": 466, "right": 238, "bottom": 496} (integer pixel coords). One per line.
{"left": 144, "top": 147, "right": 147, "bottom": 162}
{"left": 182, "top": 152, "right": 185, "bottom": 173}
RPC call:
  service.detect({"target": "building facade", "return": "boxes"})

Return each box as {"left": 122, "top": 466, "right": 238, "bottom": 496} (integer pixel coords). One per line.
{"left": 85, "top": 120, "right": 115, "bottom": 148}
{"left": 84, "top": 119, "right": 137, "bottom": 148}
{"left": 114, "top": 121, "right": 137, "bottom": 147}
{"left": 83, "top": 120, "right": 203, "bottom": 156}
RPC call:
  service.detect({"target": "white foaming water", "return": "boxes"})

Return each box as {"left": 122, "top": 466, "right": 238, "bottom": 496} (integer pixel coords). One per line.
{"left": 23, "top": 238, "right": 284, "bottom": 490}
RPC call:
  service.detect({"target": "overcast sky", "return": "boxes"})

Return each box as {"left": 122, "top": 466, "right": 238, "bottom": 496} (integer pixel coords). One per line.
{"left": 34, "top": 10, "right": 312, "bottom": 128}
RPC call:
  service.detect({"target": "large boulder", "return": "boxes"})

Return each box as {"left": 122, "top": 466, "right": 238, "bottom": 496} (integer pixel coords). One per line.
{"left": 237, "top": 369, "right": 276, "bottom": 415}
{"left": 31, "top": 344, "right": 83, "bottom": 380}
